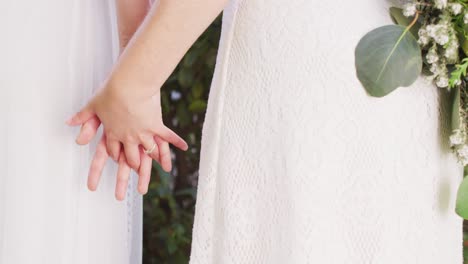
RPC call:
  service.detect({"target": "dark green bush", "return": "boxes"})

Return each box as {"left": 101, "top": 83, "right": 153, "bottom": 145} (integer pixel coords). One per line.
{"left": 143, "top": 16, "right": 221, "bottom": 264}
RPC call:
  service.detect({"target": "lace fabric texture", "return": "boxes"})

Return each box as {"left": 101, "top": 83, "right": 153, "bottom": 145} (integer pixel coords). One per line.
{"left": 0, "top": 1, "right": 141, "bottom": 263}
{"left": 189, "top": 0, "right": 463, "bottom": 263}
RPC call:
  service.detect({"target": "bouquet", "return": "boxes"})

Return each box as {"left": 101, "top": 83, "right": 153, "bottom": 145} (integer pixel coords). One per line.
{"left": 355, "top": 0, "right": 468, "bottom": 218}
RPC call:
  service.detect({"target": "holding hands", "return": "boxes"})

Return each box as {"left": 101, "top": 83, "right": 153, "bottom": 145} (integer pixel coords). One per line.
{"left": 67, "top": 0, "right": 227, "bottom": 200}
{"left": 67, "top": 79, "right": 188, "bottom": 200}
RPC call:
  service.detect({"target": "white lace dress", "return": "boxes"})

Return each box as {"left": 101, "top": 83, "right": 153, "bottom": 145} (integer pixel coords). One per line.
{"left": 190, "top": 0, "right": 463, "bottom": 263}
{"left": 0, "top": 1, "right": 141, "bottom": 263}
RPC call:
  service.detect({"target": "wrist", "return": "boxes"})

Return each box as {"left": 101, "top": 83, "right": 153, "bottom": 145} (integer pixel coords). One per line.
{"left": 103, "top": 75, "right": 159, "bottom": 104}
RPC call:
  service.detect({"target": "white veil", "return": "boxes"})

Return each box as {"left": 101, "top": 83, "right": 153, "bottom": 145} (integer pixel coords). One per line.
{"left": 0, "top": 1, "right": 142, "bottom": 263}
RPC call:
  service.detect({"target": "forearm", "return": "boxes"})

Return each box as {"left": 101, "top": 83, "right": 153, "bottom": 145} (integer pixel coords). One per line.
{"left": 116, "top": 0, "right": 151, "bottom": 51}
{"left": 109, "top": 0, "right": 228, "bottom": 99}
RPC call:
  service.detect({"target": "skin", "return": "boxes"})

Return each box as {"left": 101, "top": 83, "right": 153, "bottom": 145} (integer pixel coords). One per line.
{"left": 68, "top": 0, "right": 229, "bottom": 200}
{"left": 71, "top": 0, "right": 154, "bottom": 200}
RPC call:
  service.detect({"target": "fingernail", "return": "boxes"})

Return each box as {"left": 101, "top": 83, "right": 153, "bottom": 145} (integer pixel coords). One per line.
{"left": 138, "top": 186, "right": 146, "bottom": 195}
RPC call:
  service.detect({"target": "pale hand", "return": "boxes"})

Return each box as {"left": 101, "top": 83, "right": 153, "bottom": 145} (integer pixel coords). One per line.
{"left": 67, "top": 81, "right": 188, "bottom": 200}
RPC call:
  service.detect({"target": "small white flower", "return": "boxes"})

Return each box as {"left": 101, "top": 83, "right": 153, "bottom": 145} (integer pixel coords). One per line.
{"left": 435, "top": 0, "right": 448, "bottom": 9}
{"left": 418, "top": 28, "right": 430, "bottom": 45}
{"left": 426, "top": 45, "right": 439, "bottom": 64}
{"left": 425, "top": 23, "right": 450, "bottom": 45}
{"left": 449, "top": 3, "right": 463, "bottom": 15}
{"left": 459, "top": 152, "right": 468, "bottom": 166}
{"left": 458, "top": 145, "right": 468, "bottom": 159}
{"left": 418, "top": 36, "right": 430, "bottom": 46}
{"left": 450, "top": 130, "right": 465, "bottom": 146}
{"left": 436, "top": 74, "right": 449, "bottom": 88}
{"left": 464, "top": 13, "right": 468, "bottom": 24}
{"left": 425, "top": 24, "right": 436, "bottom": 37}
{"left": 434, "top": 32, "right": 450, "bottom": 45}
{"left": 429, "top": 62, "right": 447, "bottom": 76}
{"left": 403, "top": 3, "right": 417, "bottom": 17}
{"left": 445, "top": 41, "right": 459, "bottom": 62}
{"left": 423, "top": 75, "right": 436, "bottom": 84}
{"left": 461, "top": 157, "right": 468, "bottom": 166}
{"left": 430, "top": 63, "right": 439, "bottom": 74}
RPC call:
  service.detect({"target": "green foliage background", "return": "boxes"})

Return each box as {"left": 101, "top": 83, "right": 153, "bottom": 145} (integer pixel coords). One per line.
{"left": 142, "top": 17, "right": 221, "bottom": 264}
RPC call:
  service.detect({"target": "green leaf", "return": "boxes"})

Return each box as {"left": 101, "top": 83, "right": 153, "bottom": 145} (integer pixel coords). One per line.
{"left": 154, "top": 162, "right": 172, "bottom": 184}
{"left": 451, "top": 86, "right": 461, "bottom": 131}
{"left": 175, "top": 188, "right": 197, "bottom": 198}
{"left": 161, "top": 91, "right": 170, "bottom": 113}
{"left": 460, "top": 24, "right": 468, "bottom": 56}
{"left": 183, "top": 48, "right": 201, "bottom": 67}
{"left": 176, "top": 102, "right": 190, "bottom": 127}
{"left": 389, "top": 7, "right": 420, "bottom": 37}
{"left": 192, "top": 82, "right": 205, "bottom": 99}
{"left": 189, "top": 100, "right": 207, "bottom": 113}
{"left": 167, "top": 238, "right": 178, "bottom": 254}
{"left": 456, "top": 175, "right": 468, "bottom": 219}
{"left": 449, "top": 58, "right": 468, "bottom": 88}
{"left": 355, "top": 25, "right": 422, "bottom": 97}
{"left": 462, "top": 39, "right": 468, "bottom": 56}
{"left": 177, "top": 67, "right": 194, "bottom": 88}
{"left": 464, "top": 245, "right": 468, "bottom": 263}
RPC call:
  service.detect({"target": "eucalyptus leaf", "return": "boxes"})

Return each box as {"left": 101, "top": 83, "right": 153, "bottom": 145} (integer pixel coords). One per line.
{"left": 386, "top": 0, "right": 413, "bottom": 8}
{"left": 456, "top": 175, "right": 468, "bottom": 219}
{"left": 355, "top": 25, "right": 422, "bottom": 97}
{"left": 389, "top": 7, "right": 420, "bottom": 37}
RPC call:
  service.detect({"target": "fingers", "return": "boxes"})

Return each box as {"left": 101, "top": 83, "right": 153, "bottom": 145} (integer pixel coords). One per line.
{"left": 87, "top": 136, "right": 109, "bottom": 191}
{"left": 115, "top": 151, "right": 131, "bottom": 201}
{"left": 141, "top": 136, "right": 160, "bottom": 162}
{"left": 123, "top": 142, "right": 141, "bottom": 171}
{"left": 137, "top": 148, "right": 152, "bottom": 195}
{"left": 155, "top": 136, "right": 172, "bottom": 172}
{"left": 76, "top": 116, "right": 101, "bottom": 145}
{"left": 158, "top": 126, "right": 189, "bottom": 151}
{"left": 106, "top": 137, "right": 121, "bottom": 161}
{"left": 66, "top": 106, "right": 95, "bottom": 126}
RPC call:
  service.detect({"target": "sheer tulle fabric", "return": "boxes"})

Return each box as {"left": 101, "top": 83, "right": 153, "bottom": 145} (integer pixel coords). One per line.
{"left": 0, "top": 1, "right": 141, "bottom": 263}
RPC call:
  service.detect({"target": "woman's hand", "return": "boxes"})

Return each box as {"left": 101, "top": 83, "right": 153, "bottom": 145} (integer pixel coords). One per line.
{"left": 69, "top": 0, "right": 226, "bottom": 170}
{"left": 67, "top": 0, "right": 227, "bottom": 200}
{"left": 72, "top": 112, "right": 181, "bottom": 200}
{"left": 87, "top": 133, "right": 155, "bottom": 200}
{"left": 68, "top": 81, "right": 188, "bottom": 172}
